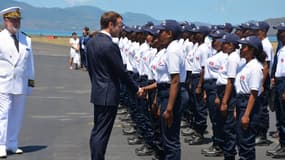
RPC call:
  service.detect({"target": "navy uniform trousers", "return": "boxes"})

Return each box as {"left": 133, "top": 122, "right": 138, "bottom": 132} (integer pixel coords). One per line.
{"left": 217, "top": 85, "right": 237, "bottom": 160}
{"left": 204, "top": 79, "right": 224, "bottom": 148}
{"left": 256, "top": 74, "right": 270, "bottom": 137}
{"left": 236, "top": 94, "right": 261, "bottom": 160}
{"left": 157, "top": 83, "right": 189, "bottom": 160}
{"left": 274, "top": 78, "right": 285, "bottom": 146}
{"left": 191, "top": 74, "right": 207, "bottom": 135}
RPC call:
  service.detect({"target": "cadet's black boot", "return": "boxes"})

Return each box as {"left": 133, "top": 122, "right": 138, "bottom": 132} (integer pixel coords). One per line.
{"left": 188, "top": 132, "right": 204, "bottom": 145}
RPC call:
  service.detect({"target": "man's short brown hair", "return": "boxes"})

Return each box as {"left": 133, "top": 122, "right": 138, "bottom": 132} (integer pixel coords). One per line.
{"left": 100, "top": 11, "right": 122, "bottom": 30}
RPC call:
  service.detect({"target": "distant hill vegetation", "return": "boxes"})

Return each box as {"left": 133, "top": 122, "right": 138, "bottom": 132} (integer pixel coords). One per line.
{"left": 265, "top": 17, "right": 285, "bottom": 35}
{"left": 0, "top": 0, "right": 284, "bottom": 35}
{"left": 0, "top": 0, "right": 160, "bottom": 32}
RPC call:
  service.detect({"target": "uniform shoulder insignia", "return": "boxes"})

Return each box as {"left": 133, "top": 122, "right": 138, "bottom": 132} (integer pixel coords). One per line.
{"left": 21, "top": 31, "right": 31, "bottom": 38}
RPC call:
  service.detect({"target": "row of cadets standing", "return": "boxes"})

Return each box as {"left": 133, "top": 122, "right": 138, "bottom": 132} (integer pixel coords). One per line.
{"left": 117, "top": 24, "right": 163, "bottom": 157}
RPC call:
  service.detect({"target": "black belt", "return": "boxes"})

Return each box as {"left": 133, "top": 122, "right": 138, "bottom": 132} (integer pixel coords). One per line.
{"left": 204, "top": 79, "right": 217, "bottom": 83}
{"left": 192, "top": 74, "right": 200, "bottom": 78}
{"left": 236, "top": 94, "right": 250, "bottom": 99}
{"left": 275, "top": 77, "right": 285, "bottom": 83}
{"left": 157, "top": 82, "right": 185, "bottom": 89}
{"left": 140, "top": 75, "right": 148, "bottom": 79}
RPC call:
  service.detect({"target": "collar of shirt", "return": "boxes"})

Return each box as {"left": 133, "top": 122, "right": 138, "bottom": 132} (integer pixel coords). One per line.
{"left": 4, "top": 28, "right": 19, "bottom": 39}
{"left": 100, "top": 30, "right": 112, "bottom": 39}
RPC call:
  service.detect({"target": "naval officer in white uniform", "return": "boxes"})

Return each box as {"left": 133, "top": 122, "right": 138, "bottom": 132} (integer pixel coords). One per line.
{"left": 0, "top": 6, "right": 35, "bottom": 158}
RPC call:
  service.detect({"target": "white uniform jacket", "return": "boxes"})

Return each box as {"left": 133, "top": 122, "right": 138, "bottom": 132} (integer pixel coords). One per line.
{"left": 0, "top": 29, "right": 34, "bottom": 95}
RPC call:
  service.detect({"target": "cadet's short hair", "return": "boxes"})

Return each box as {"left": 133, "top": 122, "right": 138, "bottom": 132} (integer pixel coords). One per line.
{"left": 100, "top": 11, "right": 122, "bottom": 30}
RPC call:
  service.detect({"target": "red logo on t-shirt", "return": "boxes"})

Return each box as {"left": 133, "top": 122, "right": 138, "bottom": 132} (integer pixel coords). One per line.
{"left": 152, "top": 65, "right": 156, "bottom": 70}
{"left": 209, "top": 61, "right": 214, "bottom": 66}
{"left": 241, "top": 75, "right": 246, "bottom": 81}
{"left": 143, "top": 57, "right": 147, "bottom": 61}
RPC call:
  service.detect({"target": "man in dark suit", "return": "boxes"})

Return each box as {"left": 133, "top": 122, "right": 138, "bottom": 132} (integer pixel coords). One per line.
{"left": 79, "top": 26, "right": 90, "bottom": 69}
{"left": 86, "top": 11, "right": 143, "bottom": 160}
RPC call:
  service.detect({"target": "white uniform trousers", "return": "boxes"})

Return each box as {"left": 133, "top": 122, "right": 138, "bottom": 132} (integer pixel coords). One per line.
{"left": 0, "top": 93, "right": 26, "bottom": 151}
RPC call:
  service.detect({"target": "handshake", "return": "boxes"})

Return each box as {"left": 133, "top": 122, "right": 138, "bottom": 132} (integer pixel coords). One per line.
{"left": 136, "top": 87, "right": 146, "bottom": 97}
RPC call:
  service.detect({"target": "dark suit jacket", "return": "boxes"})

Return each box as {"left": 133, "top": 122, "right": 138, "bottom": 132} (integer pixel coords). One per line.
{"left": 86, "top": 32, "right": 138, "bottom": 106}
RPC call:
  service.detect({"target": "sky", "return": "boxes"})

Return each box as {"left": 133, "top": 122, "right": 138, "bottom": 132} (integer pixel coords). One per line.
{"left": 14, "top": 0, "right": 284, "bottom": 25}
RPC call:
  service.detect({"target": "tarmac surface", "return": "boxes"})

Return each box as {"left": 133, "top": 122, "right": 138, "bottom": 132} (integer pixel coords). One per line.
{"left": 6, "top": 42, "right": 280, "bottom": 160}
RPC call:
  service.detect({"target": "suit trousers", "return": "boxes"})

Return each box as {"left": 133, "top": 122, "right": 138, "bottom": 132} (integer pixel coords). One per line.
{"left": 0, "top": 93, "right": 26, "bottom": 151}
{"left": 90, "top": 105, "right": 118, "bottom": 160}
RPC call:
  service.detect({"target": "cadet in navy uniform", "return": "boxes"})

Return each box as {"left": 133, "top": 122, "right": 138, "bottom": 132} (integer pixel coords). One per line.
{"left": 235, "top": 36, "right": 265, "bottom": 160}
{"left": 201, "top": 30, "right": 227, "bottom": 157}
{"left": 251, "top": 21, "right": 273, "bottom": 146}
{"left": 0, "top": 7, "right": 35, "bottom": 158}
{"left": 267, "top": 22, "right": 285, "bottom": 158}
{"left": 86, "top": 11, "right": 143, "bottom": 160}
{"left": 143, "top": 20, "right": 189, "bottom": 160}
{"left": 218, "top": 33, "right": 241, "bottom": 160}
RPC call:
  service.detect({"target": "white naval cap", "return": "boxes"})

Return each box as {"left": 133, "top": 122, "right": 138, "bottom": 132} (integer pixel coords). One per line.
{"left": 0, "top": 6, "right": 22, "bottom": 18}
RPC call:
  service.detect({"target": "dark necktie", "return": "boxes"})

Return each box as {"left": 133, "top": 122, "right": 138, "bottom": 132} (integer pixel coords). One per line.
{"left": 271, "top": 54, "right": 278, "bottom": 78}
{"left": 11, "top": 34, "right": 19, "bottom": 52}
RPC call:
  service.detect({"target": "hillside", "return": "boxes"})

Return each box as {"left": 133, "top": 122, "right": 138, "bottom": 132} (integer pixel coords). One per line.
{"left": 265, "top": 17, "right": 285, "bottom": 35}
{"left": 0, "top": 0, "right": 160, "bottom": 32}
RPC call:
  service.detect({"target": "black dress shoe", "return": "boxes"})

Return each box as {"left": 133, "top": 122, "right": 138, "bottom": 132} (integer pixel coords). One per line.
{"left": 203, "top": 145, "right": 223, "bottom": 157}
{"left": 122, "top": 127, "right": 136, "bottom": 135}
{"left": 181, "top": 127, "right": 195, "bottom": 136}
{"left": 255, "top": 136, "right": 270, "bottom": 146}
{"left": 188, "top": 133, "right": 204, "bottom": 145}
{"left": 266, "top": 143, "right": 282, "bottom": 156}
{"left": 135, "top": 145, "right": 154, "bottom": 156}
{"left": 272, "top": 145, "right": 285, "bottom": 158}
{"left": 128, "top": 137, "right": 143, "bottom": 145}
